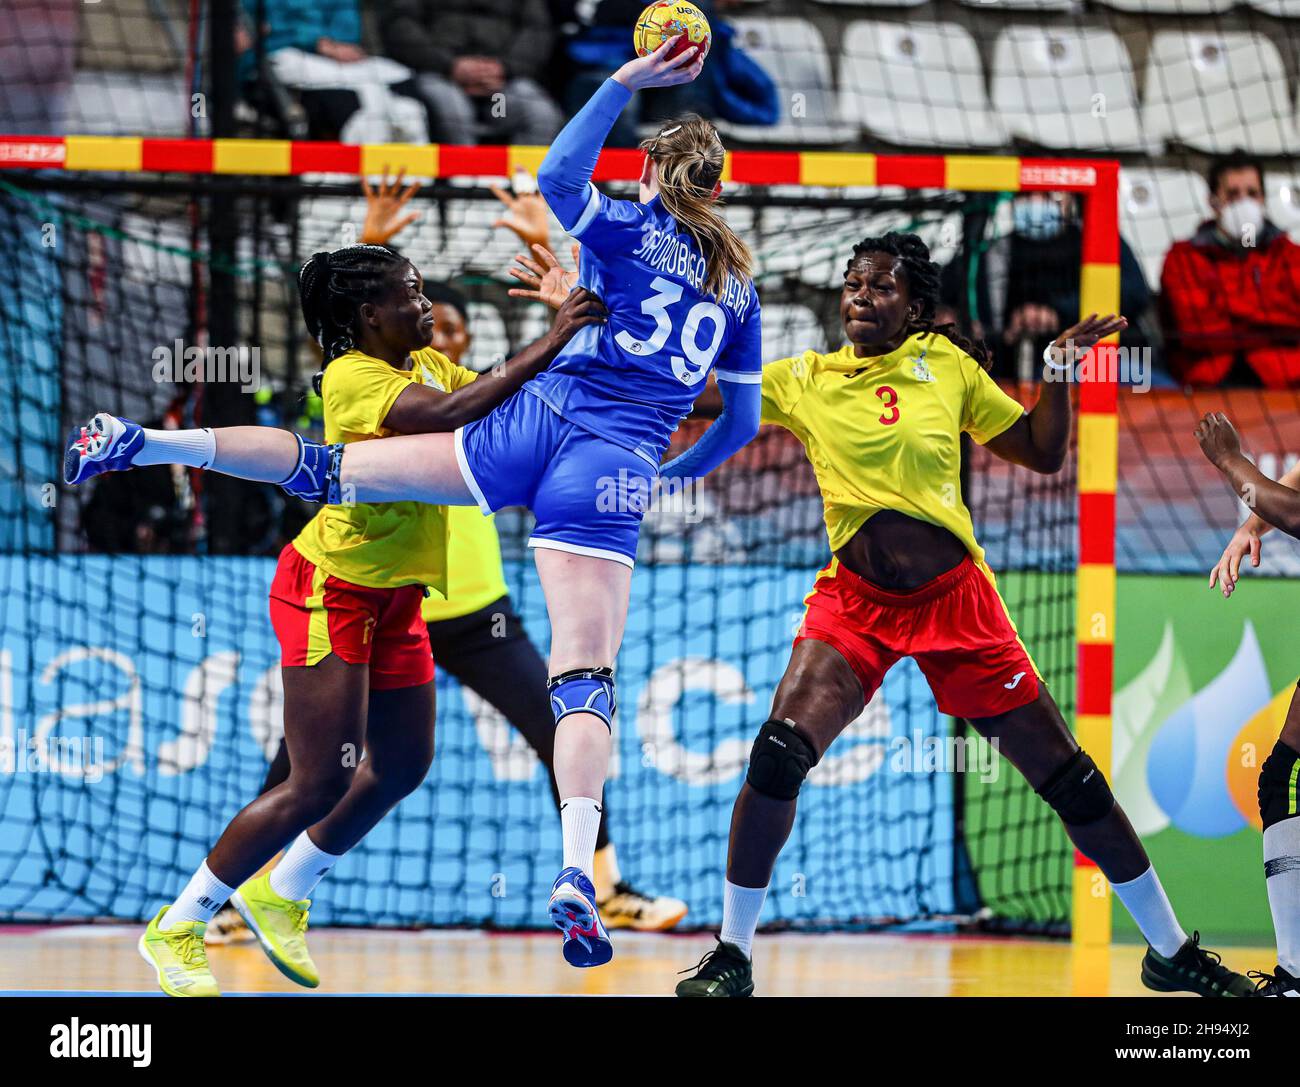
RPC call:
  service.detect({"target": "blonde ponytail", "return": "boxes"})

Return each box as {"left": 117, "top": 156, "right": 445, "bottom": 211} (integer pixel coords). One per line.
{"left": 640, "top": 116, "right": 752, "bottom": 298}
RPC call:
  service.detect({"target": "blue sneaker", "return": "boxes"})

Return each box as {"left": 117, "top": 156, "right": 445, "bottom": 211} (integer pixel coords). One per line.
{"left": 64, "top": 413, "right": 144, "bottom": 485}
{"left": 548, "top": 866, "right": 613, "bottom": 968}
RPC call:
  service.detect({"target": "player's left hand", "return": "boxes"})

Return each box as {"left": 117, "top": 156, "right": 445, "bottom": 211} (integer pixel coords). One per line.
{"left": 1047, "top": 312, "right": 1127, "bottom": 366}
{"left": 361, "top": 167, "right": 420, "bottom": 246}
{"left": 508, "top": 243, "right": 580, "bottom": 310}
{"left": 1195, "top": 411, "right": 1244, "bottom": 470}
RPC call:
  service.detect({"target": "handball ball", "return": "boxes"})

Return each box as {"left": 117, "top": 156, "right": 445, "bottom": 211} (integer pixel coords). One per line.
{"left": 634, "top": 2, "right": 712, "bottom": 61}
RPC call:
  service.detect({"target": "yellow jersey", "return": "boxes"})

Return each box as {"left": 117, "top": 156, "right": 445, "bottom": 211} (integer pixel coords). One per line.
{"left": 292, "top": 347, "right": 477, "bottom": 595}
{"left": 420, "top": 506, "right": 510, "bottom": 623}
{"left": 760, "top": 333, "right": 1025, "bottom": 570}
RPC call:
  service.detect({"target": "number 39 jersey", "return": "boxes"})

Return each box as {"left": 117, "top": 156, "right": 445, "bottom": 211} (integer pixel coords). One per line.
{"left": 523, "top": 189, "right": 763, "bottom": 468}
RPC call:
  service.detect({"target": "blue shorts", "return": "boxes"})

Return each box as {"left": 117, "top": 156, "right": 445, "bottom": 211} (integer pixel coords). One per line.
{"left": 454, "top": 389, "right": 657, "bottom": 568}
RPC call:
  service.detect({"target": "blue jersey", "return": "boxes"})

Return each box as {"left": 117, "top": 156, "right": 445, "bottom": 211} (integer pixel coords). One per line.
{"left": 533, "top": 80, "right": 762, "bottom": 468}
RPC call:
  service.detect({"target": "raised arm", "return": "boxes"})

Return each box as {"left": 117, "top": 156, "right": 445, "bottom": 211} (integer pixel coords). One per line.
{"left": 1197, "top": 411, "right": 1300, "bottom": 550}
{"left": 1205, "top": 460, "right": 1300, "bottom": 597}
{"left": 659, "top": 376, "right": 761, "bottom": 483}
{"left": 984, "top": 313, "right": 1127, "bottom": 474}
{"left": 382, "top": 289, "right": 606, "bottom": 434}
{"left": 537, "top": 40, "right": 704, "bottom": 230}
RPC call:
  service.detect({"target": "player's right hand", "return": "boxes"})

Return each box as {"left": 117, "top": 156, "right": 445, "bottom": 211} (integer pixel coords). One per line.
{"left": 1208, "top": 524, "right": 1262, "bottom": 598}
{"left": 614, "top": 38, "right": 705, "bottom": 92}
{"left": 547, "top": 287, "right": 607, "bottom": 350}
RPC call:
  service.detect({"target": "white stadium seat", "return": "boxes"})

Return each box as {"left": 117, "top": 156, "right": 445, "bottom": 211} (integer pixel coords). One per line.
{"left": 725, "top": 17, "right": 844, "bottom": 144}
{"left": 761, "top": 304, "right": 829, "bottom": 362}
{"left": 1244, "top": 0, "right": 1300, "bottom": 13}
{"left": 991, "top": 26, "right": 1145, "bottom": 151}
{"left": 1118, "top": 168, "right": 1209, "bottom": 288}
{"left": 812, "top": 0, "right": 929, "bottom": 6}
{"left": 65, "top": 70, "right": 190, "bottom": 137}
{"left": 1095, "top": 0, "right": 1232, "bottom": 12}
{"left": 1143, "top": 31, "right": 1295, "bottom": 154}
{"left": 464, "top": 302, "right": 510, "bottom": 374}
{"left": 839, "top": 21, "right": 1006, "bottom": 148}
{"left": 956, "top": 0, "right": 1081, "bottom": 10}
{"left": 1266, "top": 173, "right": 1300, "bottom": 243}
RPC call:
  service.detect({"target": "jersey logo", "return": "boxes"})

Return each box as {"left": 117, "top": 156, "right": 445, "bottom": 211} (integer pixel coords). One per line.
{"left": 910, "top": 350, "right": 936, "bottom": 383}
{"left": 419, "top": 363, "right": 447, "bottom": 391}
{"left": 1003, "top": 671, "right": 1027, "bottom": 690}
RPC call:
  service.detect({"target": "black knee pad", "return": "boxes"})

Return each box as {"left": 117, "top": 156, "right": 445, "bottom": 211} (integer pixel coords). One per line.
{"left": 1037, "top": 749, "right": 1114, "bottom": 826}
{"left": 1259, "top": 740, "right": 1300, "bottom": 831}
{"left": 746, "top": 719, "right": 818, "bottom": 801}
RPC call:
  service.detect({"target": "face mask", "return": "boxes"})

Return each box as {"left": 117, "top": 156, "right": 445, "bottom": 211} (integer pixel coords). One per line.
{"left": 1218, "top": 197, "right": 1264, "bottom": 245}
{"left": 1013, "top": 198, "right": 1063, "bottom": 241}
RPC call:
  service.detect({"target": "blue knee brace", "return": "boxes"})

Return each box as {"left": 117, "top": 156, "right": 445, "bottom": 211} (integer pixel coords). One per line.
{"left": 278, "top": 435, "right": 345, "bottom": 504}
{"left": 548, "top": 667, "right": 616, "bottom": 732}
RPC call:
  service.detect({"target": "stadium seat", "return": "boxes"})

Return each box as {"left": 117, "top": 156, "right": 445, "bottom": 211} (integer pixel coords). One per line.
{"left": 1266, "top": 172, "right": 1300, "bottom": 243}
{"left": 65, "top": 70, "right": 190, "bottom": 137}
{"left": 724, "top": 17, "right": 844, "bottom": 145}
{"left": 991, "top": 26, "right": 1145, "bottom": 151}
{"left": 465, "top": 302, "right": 510, "bottom": 374}
{"left": 1143, "top": 31, "right": 1296, "bottom": 154}
{"left": 812, "top": 0, "right": 928, "bottom": 6}
{"left": 761, "top": 304, "right": 830, "bottom": 361}
{"left": 1118, "top": 168, "right": 1209, "bottom": 288}
{"left": 1095, "top": 0, "right": 1232, "bottom": 11}
{"left": 1242, "top": 0, "right": 1300, "bottom": 12}
{"left": 955, "top": 0, "right": 1081, "bottom": 10}
{"left": 839, "top": 21, "right": 1006, "bottom": 148}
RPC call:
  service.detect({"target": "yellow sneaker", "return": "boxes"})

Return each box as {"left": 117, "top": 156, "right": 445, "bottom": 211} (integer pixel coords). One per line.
{"left": 137, "top": 907, "right": 220, "bottom": 997}
{"left": 230, "top": 873, "right": 320, "bottom": 988}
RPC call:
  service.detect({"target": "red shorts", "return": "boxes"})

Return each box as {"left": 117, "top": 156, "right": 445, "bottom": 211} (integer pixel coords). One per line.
{"left": 268, "top": 544, "right": 434, "bottom": 691}
{"left": 795, "top": 555, "right": 1040, "bottom": 719}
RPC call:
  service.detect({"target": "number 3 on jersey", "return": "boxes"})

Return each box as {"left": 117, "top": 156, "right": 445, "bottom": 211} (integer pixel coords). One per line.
{"left": 614, "top": 276, "right": 726, "bottom": 386}
{"left": 876, "top": 385, "right": 900, "bottom": 425}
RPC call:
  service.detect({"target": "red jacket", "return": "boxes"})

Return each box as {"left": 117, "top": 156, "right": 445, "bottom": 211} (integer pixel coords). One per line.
{"left": 1160, "top": 221, "right": 1300, "bottom": 387}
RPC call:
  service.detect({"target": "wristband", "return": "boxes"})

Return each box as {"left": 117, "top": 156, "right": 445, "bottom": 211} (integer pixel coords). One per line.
{"left": 1042, "top": 343, "right": 1073, "bottom": 371}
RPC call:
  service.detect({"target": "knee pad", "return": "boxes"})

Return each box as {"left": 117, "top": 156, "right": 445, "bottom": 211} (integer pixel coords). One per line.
{"left": 1259, "top": 740, "right": 1300, "bottom": 831}
{"left": 278, "top": 435, "right": 345, "bottom": 504}
{"left": 548, "top": 667, "right": 616, "bottom": 732}
{"left": 746, "top": 719, "right": 819, "bottom": 801}
{"left": 1037, "top": 749, "right": 1114, "bottom": 826}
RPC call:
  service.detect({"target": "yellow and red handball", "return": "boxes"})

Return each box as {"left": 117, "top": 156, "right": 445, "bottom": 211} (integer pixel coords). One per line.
{"left": 634, "top": 2, "right": 712, "bottom": 61}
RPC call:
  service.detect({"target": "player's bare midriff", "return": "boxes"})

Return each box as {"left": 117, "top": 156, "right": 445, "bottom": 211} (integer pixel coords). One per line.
{"left": 835, "top": 510, "right": 967, "bottom": 592}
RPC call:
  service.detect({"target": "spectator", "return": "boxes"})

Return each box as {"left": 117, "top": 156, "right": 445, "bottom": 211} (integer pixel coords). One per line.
{"left": 1160, "top": 152, "right": 1300, "bottom": 388}
{"left": 244, "top": 0, "right": 428, "bottom": 144}
{"left": 943, "top": 192, "right": 1151, "bottom": 382}
{"left": 378, "top": 0, "right": 563, "bottom": 146}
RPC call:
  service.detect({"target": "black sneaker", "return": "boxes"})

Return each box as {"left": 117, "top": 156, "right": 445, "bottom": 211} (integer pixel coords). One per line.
{"left": 1140, "top": 932, "right": 1254, "bottom": 997}
{"left": 675, "top": 938, "right": 754, "bottom": 998}
{"left": 1248, "top": 965, "right": 1300, "bottom": 997}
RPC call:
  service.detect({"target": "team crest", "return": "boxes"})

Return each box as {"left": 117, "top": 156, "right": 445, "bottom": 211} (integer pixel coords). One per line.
{"left": 910, "top": 351, "right": 936, "bottom": 383}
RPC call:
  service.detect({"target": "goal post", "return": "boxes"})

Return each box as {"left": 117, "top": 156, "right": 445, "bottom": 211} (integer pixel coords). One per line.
{"left": 0, "top": 135, "right": 1119, "bottom": 939}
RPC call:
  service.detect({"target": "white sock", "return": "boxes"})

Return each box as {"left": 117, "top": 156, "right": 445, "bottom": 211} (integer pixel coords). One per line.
{"left": 720, "top": 880, "right": 768, "bottom": 960}
{"left": 160, "top": 861, "right": 235, "bottom": 929}
{"left": 1264, "top": 818, "right": 1300, "bottom": 975}
{"left": 561, "top": 797, "right": 602, "bottom": 881}
{"left": 269, "top": 832, "right": 342, "bottom": 902}
{"left": 135, "top": 427, "right": 215, "bottom": 469}
{"left": 1111, "top": 865, "right": 1187, "bottom": 958}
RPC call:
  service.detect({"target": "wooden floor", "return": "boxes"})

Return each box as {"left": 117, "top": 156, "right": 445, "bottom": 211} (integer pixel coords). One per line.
{"left": 0, "top": 925, "right": 1274, "bottom": 996}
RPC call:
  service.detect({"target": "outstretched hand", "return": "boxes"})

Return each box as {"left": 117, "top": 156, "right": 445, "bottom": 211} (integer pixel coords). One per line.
{"left": 490, "top": 180, "right": 551, "bottom": 251}
{"left": 1195, "top": 410, "right": 1244, "bottom": 471}
{"left": 1047, "top": 313, "right": 1128, "bottom": 366}
{"left": 361, "top": 167, "right": 420, "bottom": 246}
{"left": 613, "top": 38, "right": 706, "bottom": 92}
{"left": 508, "top": 243, "right": 580, "bottom": 310}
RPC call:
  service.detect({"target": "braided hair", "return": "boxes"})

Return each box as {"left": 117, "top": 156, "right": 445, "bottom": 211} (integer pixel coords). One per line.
{"left": 846, "top": 232, "right": 991, "bottom": 370}
{"left": 298, "top": 244, "right": 410, "bottom": 395}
